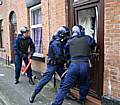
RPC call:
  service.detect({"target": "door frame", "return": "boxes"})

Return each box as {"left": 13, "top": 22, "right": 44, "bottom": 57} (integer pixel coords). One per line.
{"left": 68, "top": 0, "right": 104, "bottom": 99}
{"left": 9, "top": 11, "right": 17, "bottom": 63}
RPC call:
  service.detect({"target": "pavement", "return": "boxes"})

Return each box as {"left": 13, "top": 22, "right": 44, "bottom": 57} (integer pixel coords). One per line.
{"left": 0, "top": 59, "right": 80, "bottom": 105}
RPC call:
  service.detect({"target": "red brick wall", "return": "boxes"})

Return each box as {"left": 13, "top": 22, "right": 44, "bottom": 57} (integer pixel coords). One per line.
{"left": 104, "top": 0, "right": 120, "bottom": 98}
{"left": 0, "top": 0, "right": 28, "bottom": 60}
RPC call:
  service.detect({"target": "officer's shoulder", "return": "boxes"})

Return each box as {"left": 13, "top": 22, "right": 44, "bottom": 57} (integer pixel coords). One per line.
{"left": 67, "top": 37, "right": 74, "bottom": 44}
{"left": 55, "top": 38, "right": 61, "bottom": 41}
{"left": 50, "top": 39, "right": 56, "bottom": 43}
{"left": 69, "top": 35, "right": 76, "bottom": 39}
{"left": 68, "top": 36, "right": 77, "bottom": 41}
{"left": 16, "top": 34, "right": 22, "bottom": 39}
{"left": 85, "top": 35, "right": 93, "bottom": 38}
{"left": 54, "top": 38, "right": 61, "bottom": 43}
{"left": 26, "top": 35, "right": 31, "bottom": 39}
{"left": 27, "top": 36, "right": 33, "bottom": 41}
{"left": 84, "top": 35, "right": 94, "bottom": 39}
{"left": 52, "top": 39, "right": 61, "bottom": 45}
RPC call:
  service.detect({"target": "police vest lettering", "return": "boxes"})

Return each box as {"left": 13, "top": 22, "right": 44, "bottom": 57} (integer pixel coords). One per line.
{"left": 69, "top": 36, "right": 91, "bottom": 57}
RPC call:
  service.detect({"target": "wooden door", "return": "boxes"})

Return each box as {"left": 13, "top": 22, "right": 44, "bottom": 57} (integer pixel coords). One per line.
{"left": 68, "top": 0, "right": 104, "bottom": 99}
{"left": 9, "top": 11, "right": 17, "bottom": 63}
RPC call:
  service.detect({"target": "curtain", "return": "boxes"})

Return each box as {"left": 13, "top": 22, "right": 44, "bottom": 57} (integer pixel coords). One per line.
{"left": 33, "top": 9, "right": 42, "bottom": 53}
{"left": 78, "top": 8, "right": 96, "bottom": 38}
{"left": 34, "top": 27, "right": 42, "bottom": 53}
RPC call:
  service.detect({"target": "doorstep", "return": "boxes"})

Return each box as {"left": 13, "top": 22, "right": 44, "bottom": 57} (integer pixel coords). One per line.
{"left": 70, "top": 88, "right": 101, "bottom": 105}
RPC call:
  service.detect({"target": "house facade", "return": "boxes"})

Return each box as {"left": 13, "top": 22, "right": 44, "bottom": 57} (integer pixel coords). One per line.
{"left": 0, "top": 0, "right": 120, "bottom": 105}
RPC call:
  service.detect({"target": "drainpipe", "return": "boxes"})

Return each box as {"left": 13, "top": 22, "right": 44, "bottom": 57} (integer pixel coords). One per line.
{"left": 48, "top": 0, "right": 51, "bottom": 41}
{"left": 108, "top": 70, "right": 112, "bottom": 97}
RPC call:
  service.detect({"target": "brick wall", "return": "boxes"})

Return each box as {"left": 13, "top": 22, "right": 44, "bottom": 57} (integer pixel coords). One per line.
{"left": 104, "top": 0, "right": 120, "bottom": 98}
{"left": 0, "top": 0, "right": 28, "bottom": 60}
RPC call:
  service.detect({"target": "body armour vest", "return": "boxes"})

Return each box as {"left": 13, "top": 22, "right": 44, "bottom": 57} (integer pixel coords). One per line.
{"left": 69, "top": 36, "right": 91, "bottom": 58}
{"left": 20, "top": 38, "right": 30, "bottom": 54}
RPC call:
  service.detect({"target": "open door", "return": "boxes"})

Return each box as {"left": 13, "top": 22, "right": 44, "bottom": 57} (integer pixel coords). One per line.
{"left": 69, "top": 0, "right": 104, "bottom": 99}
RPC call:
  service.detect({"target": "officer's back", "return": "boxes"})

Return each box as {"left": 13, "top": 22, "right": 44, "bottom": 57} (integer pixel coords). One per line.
{"left": 67, "top": 25, "right": 96, "bottom": 61}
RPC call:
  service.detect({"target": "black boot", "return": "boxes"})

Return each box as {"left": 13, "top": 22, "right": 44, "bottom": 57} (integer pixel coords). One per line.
{"left": 29, "top": 93, "right": 36, "bottom": 103}
{"left": 29, "top": 78, "right": 35, "bottom": 85}
{"left": 14, "top": 79, "right": 19, "bottom": 84}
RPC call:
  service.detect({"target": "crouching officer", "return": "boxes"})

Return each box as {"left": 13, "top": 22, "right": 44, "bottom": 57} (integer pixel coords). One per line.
{"left": 51, "top": 25, "right": 96, "bottom": 105}
{"left": 29, "top": 26, "right": 70, "bottom": 103}
{"left": 14, "top": 26, "right": 35, "bottom": 85}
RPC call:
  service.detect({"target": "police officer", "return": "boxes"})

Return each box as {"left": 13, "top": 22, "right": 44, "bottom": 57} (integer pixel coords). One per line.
{"left": 29, "top": 26, "right": 70, "bottom": 103}
{"left": 14, "top": 26, "right": 35, "bottom": 85}
{"left": 51, "top": 25, "right": 96, "bottom": 105}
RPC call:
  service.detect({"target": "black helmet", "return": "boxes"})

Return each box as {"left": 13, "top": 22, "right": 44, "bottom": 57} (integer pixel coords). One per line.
{"left": 57, "top": 26, "right": 70, "bottom": 38}
{"left": 72, "top": 25, "right": 85, "bottom": 37}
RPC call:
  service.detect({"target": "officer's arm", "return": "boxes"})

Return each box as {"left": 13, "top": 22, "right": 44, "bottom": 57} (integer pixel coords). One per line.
{"left": 52, "top": 41, "right": 63, "bottom": 60}
{"left": 29, "top": 38, "right": 35, "bottom": 58}
{"left": 64, "top": 41, "right": 71, "bottom": 68}
{"left": 87, "top": 36, "right": 96, "bottom": 51}
{"left": 13, "top": 38, "right": 22, "bottom": 56}
{"left": 64, "top": 41, "right": 70, "bottom": 61}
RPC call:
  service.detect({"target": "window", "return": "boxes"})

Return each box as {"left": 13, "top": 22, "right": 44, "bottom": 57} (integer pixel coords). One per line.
{"left": 78, "top": 7, "right": 98, "bottom": 42}
{"left": 0, "top": 0, "right": 3, "bottom": 5}
{"left": 74, "top": 0, "right": 99, "bottom": 3}
{"left": 30, "top": 4, "right": 43, "bottom": 57}
{"left": 0, "top": 20, "right": 4, "bottom": 48}
{"left": 74, "top": 0, "right": 89, "bottom": 3}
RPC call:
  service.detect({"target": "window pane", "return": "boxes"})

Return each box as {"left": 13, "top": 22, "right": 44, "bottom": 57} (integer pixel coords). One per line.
{"left": 32, "top": 27, "right": 43, "bottom": 53}
{"left": 31, "top": 8, "right": 42, "bottom": 25}
{"left": 78, "top": 7, "right": 97, "bottom": 41}
{"left": 10, "top": 12, "right": 17, "bottom": 24}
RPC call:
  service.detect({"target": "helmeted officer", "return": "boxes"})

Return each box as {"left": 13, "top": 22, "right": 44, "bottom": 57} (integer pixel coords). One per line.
{"left": 14, "top": 26, "right": 35, "bottom": 85}
{"left": 51, "top": 25, "right": 96, "bottom": 105}
{"left": 29, "top": 26, "right": 70, "bottom": 103}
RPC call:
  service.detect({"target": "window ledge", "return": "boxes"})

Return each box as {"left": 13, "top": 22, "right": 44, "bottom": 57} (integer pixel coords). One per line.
{"left": 33, "top": 53, "right": 45, "bottom": 58}
{"left": 32, "top": 53, "right": 45, "bottom": 62}
{"left": 0, "top": 48, "right": 6, "bottom": 52}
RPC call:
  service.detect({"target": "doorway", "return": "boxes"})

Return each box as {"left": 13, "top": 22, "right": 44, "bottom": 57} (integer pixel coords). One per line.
{"left": 68, "top": 0, "right": 104, "bottom": 99}
{"left": 9, "top": 11, "right": 17, "bottom": 63}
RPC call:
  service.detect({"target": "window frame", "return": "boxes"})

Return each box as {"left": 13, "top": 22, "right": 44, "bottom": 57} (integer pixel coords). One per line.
{"left": 30, "top": 4, "right": 44, "bottom": 58}
{"left": 0, "top": 19, "right": 4, "bottom": 49}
